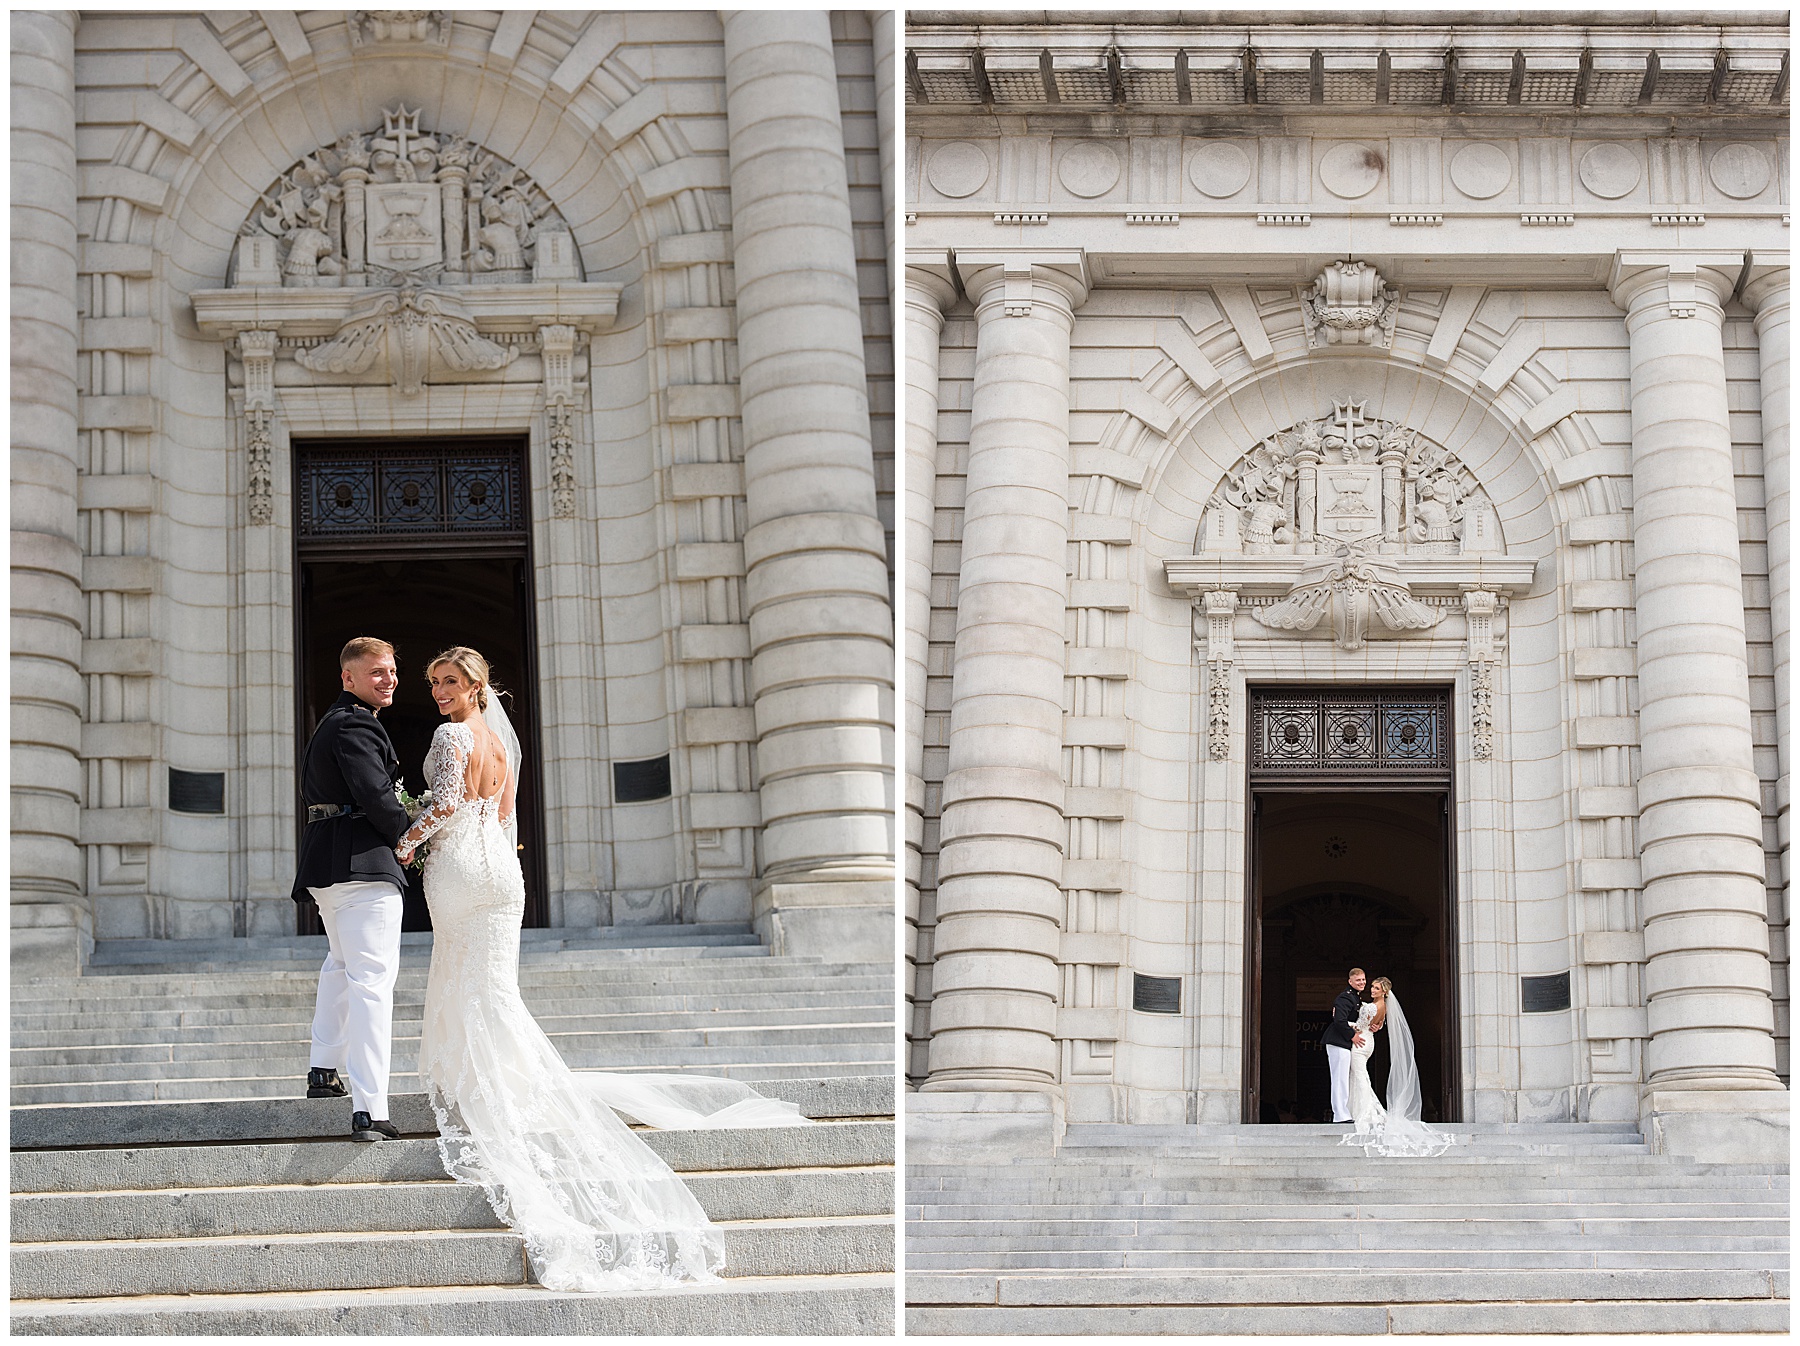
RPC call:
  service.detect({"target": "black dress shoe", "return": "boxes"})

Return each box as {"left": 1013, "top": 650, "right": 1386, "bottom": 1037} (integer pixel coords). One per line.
{"left": 307, "top": 1068, "right": 348, "bottom": 1099}
{"left": 351, "top": 1111, "right": 400, "bottom": 1142}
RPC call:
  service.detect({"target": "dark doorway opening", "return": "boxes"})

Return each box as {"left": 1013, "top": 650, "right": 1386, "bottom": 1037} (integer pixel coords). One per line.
{"left": 293, "top": 438, "right": 547, "bottom": 934}
{"left": 1243, "top": 687, "right": 1460, "bottom": 1125}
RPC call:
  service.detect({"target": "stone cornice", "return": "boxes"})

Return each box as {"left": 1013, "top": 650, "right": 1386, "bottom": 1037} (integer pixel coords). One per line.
{"left": 190, "top": 281, "right": 622, "bottom": 340}
{"left": 908, "top": 22, "right": 1790, "bottom": 116}
{"left": 1165, "top": 553, "right": 1538, "bottom": 599}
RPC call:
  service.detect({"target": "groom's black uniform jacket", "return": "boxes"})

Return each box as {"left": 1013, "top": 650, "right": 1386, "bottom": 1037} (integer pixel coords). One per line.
{"left": 1320, "top": 987, "right": 1364, "bottom": 1050}
{"left": 290, "top": 690, "right": 412, "bottom": 903}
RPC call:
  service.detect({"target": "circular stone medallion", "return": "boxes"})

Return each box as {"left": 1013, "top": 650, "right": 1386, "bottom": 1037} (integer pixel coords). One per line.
{"left": 1188, "top": 141, "right": 1253, "bottom": 198}
{"left": 1057, "top": 141, "right": 1122, "bottom": 198}
{"left": 1318, "top": 142, "right": 1384, "bottom": 200}
{"left": 1709, "top": 142, "right": 1771, "bottom": 199}
{"left": 1577, "top": 143, "right": 1642, "bottom": 199}
{"left": 1449, "top": 142, "right": 1513, "bottom": 200}
{"left": 925, "top": 141, "right": 991, "bottom": 199}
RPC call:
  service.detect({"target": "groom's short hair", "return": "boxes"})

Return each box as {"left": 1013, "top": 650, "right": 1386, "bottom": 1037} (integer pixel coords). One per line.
{"left": 340, "top": 636, "right": 396, "bottom": 668}
{"left": 1348, "top": 967, "right": 1365, "bottom": 979}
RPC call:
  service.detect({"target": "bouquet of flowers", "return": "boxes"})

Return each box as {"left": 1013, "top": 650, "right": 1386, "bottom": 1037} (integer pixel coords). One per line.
{"left": 395, "top": 784, "right": 434, "bottom": 871}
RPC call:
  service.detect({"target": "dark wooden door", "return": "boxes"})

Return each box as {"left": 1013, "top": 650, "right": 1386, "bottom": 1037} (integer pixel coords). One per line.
{"left": 292, "top": 437, "right": 548, "bottom": 934}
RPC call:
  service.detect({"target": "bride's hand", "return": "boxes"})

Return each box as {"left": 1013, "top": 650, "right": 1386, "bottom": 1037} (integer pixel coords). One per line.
{"left": 396, "top": 845, "right": 413, "bottom": 865}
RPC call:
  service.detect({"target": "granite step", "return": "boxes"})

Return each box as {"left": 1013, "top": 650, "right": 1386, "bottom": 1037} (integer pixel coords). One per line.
{"left": 12, "top": 1166, "right": 894, "bottom": 1241}
{"left": 15, "top": 1123, "right": 896, "bottom": 1191}
{"left": 12, "top": 1062, "right": 893, "bottom": 1105}
{"left": 11, "top": 936, "right": 895, "bottom": 1335}
{"left": 906, "top": 1118, "right": 1787, "bottom": 1334}
{"left": 906, "top": 1298, "right": 1787, "bottom": 1335}
{"left": 81, "top": 923, "right": 764, "bottom": 967}
{"left": 13, "top": 1274, "right": 895, "bottom": 1336}
{"left": 13, "top": 1215, "right": 895, "bottom": 1298}
{"left": 12, "top": 994, "right": 891, "bottom": 1040}
{"left": 12, "top": 1025, "right": 893, "bottom": 1075}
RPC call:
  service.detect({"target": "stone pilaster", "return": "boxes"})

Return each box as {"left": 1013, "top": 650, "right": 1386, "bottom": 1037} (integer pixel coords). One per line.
{"left": 1742, "top": 257, "right": 1790, "bottom": 1068}
{"left": 871, "top": 11, "right": 896, "bottom": 284}
{"left": 722, "top": 10, "right": 893, "bottom": 960}
{"left": 1610, "top": 251, "right": 1788, "bottom": 1160}
{"left": 903, "top": 255, "right": 958, "bottom": 1061}
{"left": 12, "top": 10, "right": 88, "bottom": 976}
{"left": 924, "top": 251, "right": 1087, "bottom": 1095}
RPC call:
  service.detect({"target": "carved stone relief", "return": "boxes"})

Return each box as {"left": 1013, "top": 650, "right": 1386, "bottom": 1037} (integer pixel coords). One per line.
{"left": 349, "top": 11, "right": 450, "bottom": 46}
{"left": 1200, "top": 400, "right": 1500, "bottom": 559}
{"left": 1301, "top": 261, "right": 1400, "bottom": 349}
{"left": 234, "top": 105, "right": 578, "bottom": 289}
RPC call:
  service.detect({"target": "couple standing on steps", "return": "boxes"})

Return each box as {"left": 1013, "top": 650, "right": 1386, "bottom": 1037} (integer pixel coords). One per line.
{"left": 1320, "top": 966, "right": 1456, "bottom": 1158}
{"left": 293, "top": 636, "right": 805, "bottom": 1291}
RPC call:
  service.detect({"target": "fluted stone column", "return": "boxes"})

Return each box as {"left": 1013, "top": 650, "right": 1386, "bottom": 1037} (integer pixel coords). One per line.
{"left": 903, "top": 255, "right": 957, "bottom": 1045}
{"left": 12, "top": 11, "right": 87, "bottom": 976}
{"left": 1743, "top": 257, "right": 1790, "bottom": 1023}
{"left": 1611, "top": 252, "right": 1787, "bottom": 1160}
{"left": 722, "top": 11, "right": 894, "bottom": 960}
{"left": 924, "top": 252, "right": 1087, "bottom": 1095}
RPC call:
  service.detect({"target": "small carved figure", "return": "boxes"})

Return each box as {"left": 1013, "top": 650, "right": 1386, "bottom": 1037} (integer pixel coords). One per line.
{"left": 284, "top": 197, "right": 342, "bottom": 286}
{"left": 475, "top": 190, "right": 533, "bottom": 271}
{"left": 1410, "top": 475, "right": 1464, "bottom": 550}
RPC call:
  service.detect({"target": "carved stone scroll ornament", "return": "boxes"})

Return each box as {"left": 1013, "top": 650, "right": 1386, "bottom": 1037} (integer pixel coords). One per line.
{"left": 539, "top": 323, "right": 580, "bottom": 518}
{"left": 294, "top": 286, "right": 517, "bottom": 397}
{"left": 1302, "top": 260, "right": 1400, "bottom": 349}
{"left": 1198, "top": 589, "right": 1238, "bottom": 760}
{"left": 1257, "top": 544, "right": 1446, "bottom": 652}
{"left": 237, "top": 330, "right": 279, "bottom": 525}
{"left": 1463, "top": 588, "right": 1501, "bottom": 760}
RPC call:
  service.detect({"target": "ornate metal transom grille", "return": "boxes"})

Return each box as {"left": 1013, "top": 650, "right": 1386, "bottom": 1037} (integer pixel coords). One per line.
{"left": 296, "top": 441, "right": 526, "bottom": 543}
{"left": 1249, "top": 686, "right": 1452, "bottom": 784}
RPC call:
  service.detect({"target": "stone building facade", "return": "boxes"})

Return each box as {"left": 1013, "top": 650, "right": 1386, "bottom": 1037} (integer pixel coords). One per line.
{"left": 12, "top": 10, "right": 897, "bottom": 973}
{"left": 904, "top": 12, "right": 1788, "bottom": 1161}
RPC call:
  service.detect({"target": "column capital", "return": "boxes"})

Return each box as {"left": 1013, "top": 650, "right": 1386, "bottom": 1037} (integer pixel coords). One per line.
{"left": 956, "top": 250, "right": 1089, "bottom": 318}
{"left": 1741, "top": 251, "right": 1790, "bottom": 319}
{"left": 1608, "top": 250, "right": 1743, "bottom": 319}
{"left": 905, "top": 250, "right": 958, "bottom": 314}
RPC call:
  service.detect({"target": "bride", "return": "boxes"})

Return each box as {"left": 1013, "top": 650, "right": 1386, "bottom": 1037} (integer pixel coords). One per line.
{"left": 394, "top": 646, "right": 804, "bottom": 1292}
{"left": 1341, "top": 975, "right": 1456, "bottom": 1157}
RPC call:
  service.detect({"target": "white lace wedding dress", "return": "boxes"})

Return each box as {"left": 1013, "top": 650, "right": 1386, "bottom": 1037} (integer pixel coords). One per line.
{"left": 1339, "top": 991, "right": 1456, "bottom": 1158}
{"left": 1344, "top": 1002, "right": 1387, "bottom": 1135}
{"left": 398, "top": 718, "right": 804, "bottom": 1292}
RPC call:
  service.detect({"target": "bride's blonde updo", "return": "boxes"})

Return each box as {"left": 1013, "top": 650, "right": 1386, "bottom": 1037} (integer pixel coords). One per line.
{"left": 428, "top": 646, "right": 498, "bottom": 711}
{"left": 1372, "top": 976, "right": 1393, "bottom": 996}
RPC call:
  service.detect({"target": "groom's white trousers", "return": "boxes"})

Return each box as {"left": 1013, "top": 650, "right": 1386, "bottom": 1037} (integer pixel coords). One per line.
{"left": 308, "top": 880, "right": 403, "bottom": 1119}
{"left": 1325, "top": 1043, "right": 1352, "bottom": 1122}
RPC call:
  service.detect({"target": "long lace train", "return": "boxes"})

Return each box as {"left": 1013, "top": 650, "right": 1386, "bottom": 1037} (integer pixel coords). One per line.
{"left": 409, "top": 720, "right": 804, "bottom": 1291}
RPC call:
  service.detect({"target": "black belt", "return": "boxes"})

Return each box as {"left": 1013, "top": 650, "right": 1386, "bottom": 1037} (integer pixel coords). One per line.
{"left": 306, "top": 803, "right": 364, "bottom": 824}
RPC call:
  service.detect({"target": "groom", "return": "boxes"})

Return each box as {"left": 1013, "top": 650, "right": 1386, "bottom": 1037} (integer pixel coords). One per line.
{"left": 291, "top": 637, "right": 412, "bottom": 1142}
{"left": 1320, "top": 967, "right": 1368, "bottom": 1123}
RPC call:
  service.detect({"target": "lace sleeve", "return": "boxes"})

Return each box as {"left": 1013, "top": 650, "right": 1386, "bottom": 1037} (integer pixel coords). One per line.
{"left": 399, "top": 724, "right": 470, "bottom": 853}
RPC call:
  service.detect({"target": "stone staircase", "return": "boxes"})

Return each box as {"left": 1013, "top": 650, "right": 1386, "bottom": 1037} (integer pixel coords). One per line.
{"left": 906, "top": 1121, "right": 1788, "bottom": 1335}
{"left": 11, "top": 925, "right": 894, "bottom": 1334}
